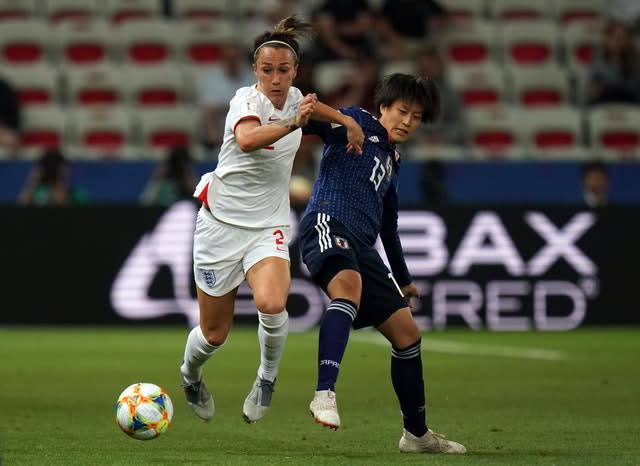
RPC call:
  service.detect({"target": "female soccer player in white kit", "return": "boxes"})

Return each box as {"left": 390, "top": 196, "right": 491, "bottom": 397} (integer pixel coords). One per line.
{"left": 180, "top": 16, "right": 365, "bottom": 423}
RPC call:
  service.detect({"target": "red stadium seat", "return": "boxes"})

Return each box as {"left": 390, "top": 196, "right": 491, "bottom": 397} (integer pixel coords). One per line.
{"left": 0, "top": 19, "right": 51, "bottom": 65}
{"left": 489, "top": 0, "right": 550, "bottom": 21}
{"left": 44, "top": 0, "right": 95, "bottom": 24}
{"left": 449, "top": 63, "right": 506, "bottom": 107}
{"left": 500, "top": 20, "right": 559, "bottom": 67}
{"left": 0, "top": 63, "right": 60, "bottom": 106}
{"left": 442, "top": 18, "right": 495, "bottom": 65}
{"left": 175, "top": 18, "right": 236, "bottom": 67}
{"left": 64, "top": 64, "right": 124, "bottom": 106}
{"left": 439, "top": 0, "right": 485, "bottom": 20}
{"left": 507, "top": 64, "right": 570, "bottom": 107}
{"left": 466, "top": 105, "right": 525, "bottom": 159}
{"left": 55, "top": 18, "right": 111, "bottom": 66}
{"left": 123, "top": 64, "right": 189, "bottom": 107}
{"left": 588, "top": 105, "right": 640, "bottom": 159}
{"left": 554, "top": 0, "right": 604, "bottom": 25}
{"left": 66, "top": 106, "right": 136, "bottom": 159}
{"left": 101, "top": 0, "right": 161, "bottom": 24}
{"left": 521, "top": 106, "right": 587, "bottom": 159}
{"left": 136, "top": 106, "right": 199, "bottom": 157}
{"left": 20, "top": 105, "right": 67, "bottom": 156}
{"left": 173, "top": 0, "right": 228, "bottom": 20}
{"left": 116, "top": 18, "right": 174, "bottom": 65}
{"left": 0, "top": 0, "right": 39, "bottom": 21}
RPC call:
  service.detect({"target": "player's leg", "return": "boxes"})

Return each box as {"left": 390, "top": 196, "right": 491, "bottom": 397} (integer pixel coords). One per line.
{"left": 377, "top": 309, "right": 466, "bottom": 454}
{"left": 299, "top": 213, "right": 361, "bottom": 430}
{"left": 182, "top": 208, "right": 246, "bottom": 421}
{"left": 242, "top": 255, "right": 291, "bottom": 423}
{"left": 181, "top": 286, "right": 237, "bottom": 421}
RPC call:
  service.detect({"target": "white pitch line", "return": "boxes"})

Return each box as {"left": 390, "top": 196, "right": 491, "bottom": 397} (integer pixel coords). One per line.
{"left": 351, "top": 332, "right": 569, "bottom": 361}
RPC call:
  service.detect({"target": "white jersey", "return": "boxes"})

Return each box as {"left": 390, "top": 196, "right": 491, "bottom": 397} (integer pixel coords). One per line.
{"left": 194, "top": 85, "right": 303, "bottom": 228}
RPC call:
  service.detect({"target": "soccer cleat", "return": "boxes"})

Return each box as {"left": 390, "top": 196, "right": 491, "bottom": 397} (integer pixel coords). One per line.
{"left": 182, "top": 378, "right": 215, "bottom": 421}
{"left": 309, "top": 390, "right": 340, "bottom": 430}
{"left": 399, "top": 428, "right": 466, "bottom": 454}
{"left": 242, "top": 377, "right": 276, "bottom": 423}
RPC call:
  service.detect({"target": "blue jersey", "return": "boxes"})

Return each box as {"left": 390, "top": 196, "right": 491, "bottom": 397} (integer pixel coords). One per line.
{"left": 302, "top": 106, "right": 411, "bottom": 285}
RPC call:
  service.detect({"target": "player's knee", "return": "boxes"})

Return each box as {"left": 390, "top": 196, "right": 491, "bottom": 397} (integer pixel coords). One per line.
{"left": 254, "top": 295, "right": 287, "bottom": 315}
{"left": 200, "top": 324, "right": 230, "bottom": 346}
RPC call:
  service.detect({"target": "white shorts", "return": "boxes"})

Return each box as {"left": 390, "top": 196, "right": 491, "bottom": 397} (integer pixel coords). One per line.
{"left": 193, "top": 207, "right": 291, "bottom": 297}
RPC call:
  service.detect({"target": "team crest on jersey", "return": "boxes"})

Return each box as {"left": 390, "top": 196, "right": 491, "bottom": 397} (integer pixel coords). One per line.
{"left": 368, "top": 136, "right": 379, "bottom": 143}
{"left": 333, "top": 236, "right": 350, "bottom": 250}
{"left": 200, "top": 269, "right": 216, "bottom": 288}
{"left": 386, "top": 155, "right": 393, "bottom": 176}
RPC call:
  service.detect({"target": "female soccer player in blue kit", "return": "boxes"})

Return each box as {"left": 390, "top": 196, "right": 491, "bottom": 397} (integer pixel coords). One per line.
{"left": 299, "top": 73, "right": 466, "bottom": 454}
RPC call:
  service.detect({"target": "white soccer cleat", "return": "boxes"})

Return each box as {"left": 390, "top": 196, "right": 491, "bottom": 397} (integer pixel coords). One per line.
{"left": 242, "top": 377, "right": 276, "bottom": 423}
{"left": 309, "top": 390, "right": 340, "bottom": 430}
{"left": 399, "top": 428, "right": 466, "bottom": 454}
{"left": 182, "top": 378, "right": 215, "bottom": 421}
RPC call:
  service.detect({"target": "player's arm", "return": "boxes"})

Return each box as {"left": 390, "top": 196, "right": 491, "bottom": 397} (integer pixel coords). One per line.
{"left": 310, "top": 101, "right": 364, "bottom": 154}
{"left": 234, "top": 93, "right": 317, "bottom": 153}
{"left": 380, "top": 185, "right": 415, "bottom": 298}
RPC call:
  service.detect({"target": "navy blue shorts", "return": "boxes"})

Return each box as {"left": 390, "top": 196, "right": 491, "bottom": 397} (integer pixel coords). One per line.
{"left": 299, "top": 212, "right": 409, "bottom": 329}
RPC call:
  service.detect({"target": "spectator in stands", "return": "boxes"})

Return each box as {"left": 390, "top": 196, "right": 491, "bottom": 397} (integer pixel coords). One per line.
{"left": 0, "top": 77, "right": 21, "bottom": 157}
{"left": 139, "top": 145, "right": 197, "bottom": 206}
{"left": 199, "top": 41, "right": 255, "bottom": 148}
{"left": 376, "top": 0, "right": 447, "bottom": 60}
{"left": 581, "top": 161, "right": 609, "bottom": 208}
{"left": 588, "top": 20, "right": 640, "bottom": 105}
{"left": 17, "top": 148, "right": 91, "bottom": 206}
{"left": 309, "top": 0, "right": 377, "bottom": 63}
{"left": 411, "top": 44, "right": 466, "bottom": 146}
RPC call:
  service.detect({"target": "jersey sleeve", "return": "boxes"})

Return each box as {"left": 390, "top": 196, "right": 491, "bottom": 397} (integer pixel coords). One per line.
{"left": 380, "top": 182, "right": 411, "bottom": 287}
{"left": 303, "top": 106, "right": 363, "bottom": 143}
{"left": 228, "top": 90, "right": 263, "bottom": 132}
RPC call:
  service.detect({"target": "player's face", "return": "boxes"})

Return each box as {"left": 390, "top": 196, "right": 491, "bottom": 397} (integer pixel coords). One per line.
{"left": 378, "top": 100, "right": 424, "bottom": 144}
{"left": 253, "top": 47, "right": 298, "bottom": 110}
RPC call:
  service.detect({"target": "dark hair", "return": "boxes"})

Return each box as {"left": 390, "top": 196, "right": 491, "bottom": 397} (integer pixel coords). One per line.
{"left": 253, "top": 15, "right": 313, "bottom": 64}
{"left": 374, "top": 73, "right": 441, "bottom": 123}
{"left": 38, "top": 148, "right": 66, "bottom": 184}
{"left": 581, "top": 160, "right": 608, "bottom": 178}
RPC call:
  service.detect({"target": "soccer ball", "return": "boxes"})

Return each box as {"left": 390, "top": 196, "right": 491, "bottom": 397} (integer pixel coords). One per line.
{"left": 115, "top": 382, "right": 173, "bottom": 440}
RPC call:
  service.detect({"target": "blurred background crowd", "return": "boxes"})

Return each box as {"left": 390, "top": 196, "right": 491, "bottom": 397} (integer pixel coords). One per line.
{"left": 0, "top": 0, "right": 638, "bottom": 207}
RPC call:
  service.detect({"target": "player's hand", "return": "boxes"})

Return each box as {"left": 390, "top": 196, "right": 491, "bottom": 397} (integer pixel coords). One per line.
{"left": 296, "top": 93, "right": 318, "bottom": 128}
{"left": 401, "top": 283, "right": 420, "bottom": 309}
{"left": 345, "top": 118, "right": 364, "bottom": 155}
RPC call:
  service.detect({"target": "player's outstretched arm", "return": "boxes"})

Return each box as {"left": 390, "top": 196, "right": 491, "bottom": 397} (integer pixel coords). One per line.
{"left": 310, "top": 101, "right": 364, "bottom": 155}
{"left": 234, "top": 93, "right": 318, "bottom": 153}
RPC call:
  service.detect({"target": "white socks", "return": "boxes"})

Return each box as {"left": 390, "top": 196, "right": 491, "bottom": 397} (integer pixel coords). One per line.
{"left": 257, "top": 310, "right": 289, "bottom": 382}
{"left": 180, "top": 326, "right": 224, "bottom": 385}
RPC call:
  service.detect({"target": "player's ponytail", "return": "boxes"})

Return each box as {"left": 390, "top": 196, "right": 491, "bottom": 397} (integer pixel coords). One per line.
{"left": 253, "top": 15, "right": 313, "bottom": 63}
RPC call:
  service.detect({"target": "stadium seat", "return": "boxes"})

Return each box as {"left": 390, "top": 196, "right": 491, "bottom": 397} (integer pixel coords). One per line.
{"left": 175, "top": 18, "right": 237, "bottom": 67}
{"left": 64, "top": 64, "right": 124, "bottom": 106}
{"left": 506, "top": 64, "right": 570, "bottom": 106}
{"left": 173, "top": 0, "right": 228, "bottom": 20}
{"left": 311, "top": 60, "right": 357, "bottom": 96}
{"left": 54, "top": 18, "right": 111, "bottom": 66}
{"left": 43, "top": 0, "right": 96, "bottom": 23}
{"left": 442, "top": 18, "right": 495, "bottom": 65}
{"left": 115, "top": 18, "right": 174, "bottom": 65}
{"left": 0, "top": 63, "right": 61, "bottom": 106}
{"left": 499, "top": 20, "right": 560, "bottom": 67}
{"left": 449, "top": 63, "right": 506, "bottom": 107}
{"left": 0, "top": 0, "right": 39, "bottom": 20}
{"left": 0, "top": 19, "right": 52, "bottom": 65}
{"left": 562, "top": 19, "right": 601, "bottom": 74}
{"left": 123, "top": 64, "right": 190, "bottom": 107}
{"left": 438, "top": 0, "right": 485, "bottom": 20}
{"left": 100, "top": 0, "right": 162, "bottom": 24}
{"left": 466, "top": 104, "right": 525, "bottom": 159}
{"left": 380, "top": 60, "right": 417, "bottom": 77}
{"left": 66, "top": 106, "right": 136, "bottom": 159}
{"left": 136, "top": 106, "right": 199, "bottom": 158}
{"left": 553, "top": 0, "right": 605, "bottom": 25}
{"left": 20, "top": 105, "right": 68, "bottom": 157}
{"left": 405, "top": 143, "right": 466, "bottom": 161}
{"left": 587, "top": 104, "right": 640, "bottom": 159}
{"left": 520, "top": 106, "right": 587, "bottom": 159}
{"left": 489, "top": 0, "right": 551, "bottom": 21}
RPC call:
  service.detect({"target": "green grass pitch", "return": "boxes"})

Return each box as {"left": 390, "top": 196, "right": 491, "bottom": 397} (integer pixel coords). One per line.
{"left": 1, "top": 326, "right": 639, "bottom": 465}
